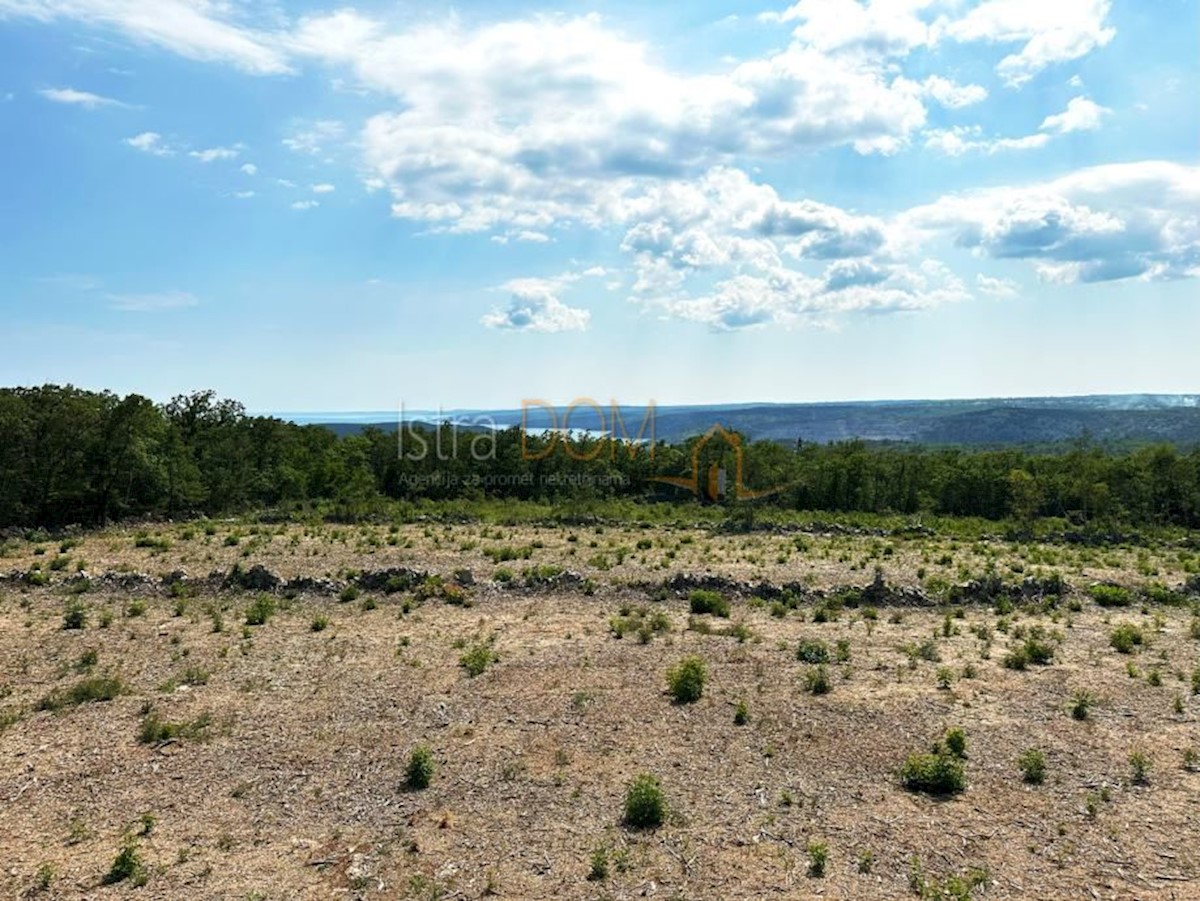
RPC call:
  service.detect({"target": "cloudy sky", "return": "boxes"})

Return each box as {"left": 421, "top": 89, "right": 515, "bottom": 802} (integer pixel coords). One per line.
{"left": 1, "top": 0, "right": 1197, "bottom": 411}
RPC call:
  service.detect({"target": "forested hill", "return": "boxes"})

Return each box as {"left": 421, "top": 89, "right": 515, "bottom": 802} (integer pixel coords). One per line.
{"left": 312, "top": 396, "right": 1200, "bottom": 446}
{"left": 3, "top": 385, "right": 1200, "bottom": 530}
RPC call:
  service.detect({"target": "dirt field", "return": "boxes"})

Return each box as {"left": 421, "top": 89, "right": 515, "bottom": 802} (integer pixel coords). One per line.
{"left": 2, "top": 521, "right": 1199, "bottom": 899}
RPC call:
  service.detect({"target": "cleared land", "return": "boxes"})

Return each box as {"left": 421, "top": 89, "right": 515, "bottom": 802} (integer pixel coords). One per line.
{"left": 2, "top": 519, "right": 1200, "bottom": 900}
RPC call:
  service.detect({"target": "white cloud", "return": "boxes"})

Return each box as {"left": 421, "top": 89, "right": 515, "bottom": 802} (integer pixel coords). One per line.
{"left": 311, "top": 183, "right": 335, "bottom": 194}
{"left": 189, "top": 146, "right": 240, "bottom": 163}
{"left": 1040, "top": 95, "right": 1110, "bottom": 134}
{"left": 107, "top": 289, "right": 198, "bottom": 312}
{"left": 291, "top": 200, "right": 319, "bottom": 211}
{"left": 0, "top": 0, "right": 290, "bottom": 74}
{"left": 233, "top": 190, "right": 255, "bottom": 199}
{"left": 282, "top": 120, "right": 343, "bottom": 155}
{"left": 240, "top": 163, "right": 257, "bottom": 175}
{"left": 124, "top": 131, "right": 173, "bottom": 156}
{"left": 297, "top": 12, "right": 933, "bottom": 234}
{"left": 482, "top": 275, "right": 591, "bottom": 333}
{"left": 904, "top": 161, "right": 1200, "bottom": 283}
{"left": 944, "top": 0, "right": 1116, "bottom": 87}
{"left": 38, "top": 86, "right": 126, "bottom": 108}
{"left": 976, "top": 274, "right": 1020, "bottom": 297}
{"left": 924, "top": 126, "right": 1050, "bottom": 155}
{"left": 918, "top": 75, "right": 987, "bottom": 109}
{"left": 762, "top": 0, "right": 940, "bottom": 57}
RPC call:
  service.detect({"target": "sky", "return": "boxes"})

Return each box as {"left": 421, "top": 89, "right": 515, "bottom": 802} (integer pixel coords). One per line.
{"left": 1, "top": 0, "right": 1197, "bottom": 413}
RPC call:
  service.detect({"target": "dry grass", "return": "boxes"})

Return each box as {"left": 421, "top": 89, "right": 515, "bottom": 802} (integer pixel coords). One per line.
{"left": 1, "top": 523, "right": 1198, "bottom": 899}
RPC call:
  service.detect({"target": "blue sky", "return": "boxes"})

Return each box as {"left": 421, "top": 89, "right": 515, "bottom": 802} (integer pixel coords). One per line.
{"left": 1, "top": 0, "right": 1197, "bottom": 412}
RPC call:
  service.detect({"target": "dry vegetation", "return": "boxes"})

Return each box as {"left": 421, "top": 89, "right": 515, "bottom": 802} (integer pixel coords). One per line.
{"left": 2, "top": 519, "right": 1200, "bottom": 899}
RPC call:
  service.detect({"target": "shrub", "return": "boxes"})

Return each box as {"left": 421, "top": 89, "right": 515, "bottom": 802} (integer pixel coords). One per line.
{"left": 244, "top": 594, "right": 276, "bottom": 626}
{"left": 1018, "top": 749, "right": 1046, "bottom": 785}
{"left": 623, "top": 774, "right": 665, "bottom": 829}
{"left": 944, "top": 728, "right": 967, "bottom": 759}
{"left": 1070, "top": 690, "right": 1094, "bottom": 720}
{"left": 138, "top": 711, "right": 212, "bottom": 744}
{"left": 1129, "top": 751, "right": 1151, "bottom": 786}
{"left": 807, "top": 841, "right": 828, "bottom": 878}
{"left": 338, "top": 585, "right": 360, "bottom": 603}
{"left": 587, "top": 846, "right": 609, "bottom": 881}
{"left": 1002, "top": 647, "right": 1029, "bottom": 670}
{"left": 834, "top": 639, "right": 852, "bottom": 663}
{"left": 936, "top": 667, "right": 955, "bottom": 689}
{"left": 666, "top": 656, "right": 707, "bottom": 704}
{"left": 103, "top": 841, "right": 147, "bottom": 886}
{"left": 901, "top": 750, "right": 966, "bottom": 795}
{"left": 797, "top": 639, "right": 830, "bottom": 664}
{"left": 804, "top": 664, "right": 832, "bottom": 695}
{"left": 1023, "top": 636, "right": 1056, "bottom": 665}
{"left": 734, "top": 699, "right": 749, "bottom": 725}
{"left": 460, "top": 643, "right": 496, "bottom": 678}
{"left": 406, "top": 744, "right": 434, "bottom": 790}
{"left": 688, "top": 590, "right": 730, "bottom": 618}
{"left": 310, "top": 615, "right": 329, "bottom": 632}
{"left": 1091, "top": 585, "right": 1132, "bottom": 608}
{"left": 1110, "top": 623, "right": 1144, "bottom": 654}
{"left": 62, "top": 601, "right": 88, "bottom": 630}
{"left": 38, "top": 676, "right": 124, "bottom": 712}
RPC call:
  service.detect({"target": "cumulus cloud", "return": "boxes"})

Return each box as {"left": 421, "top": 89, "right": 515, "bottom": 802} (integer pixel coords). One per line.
{"left": 1040, "top": 95, "right": 1111, "bottom": 134}
{"left": 311, "top": 183, "right": 335, "bottom": 194}
{"left": 918, "top": 75, "right": 988, "bottom": 109}
{"left": 240, "top": 163, "right": 257, "bottom": 175}
{"left": 38, "top": 86, "right": 126, "bottom": 108}
{"left": 944, "top": 0, "right": 1116, "bottom": 87}
{"left": 482, "top": 274, "right": 593, "bottom": 333}
{"left": 124, "top": 131, "right": 173, "bottom": 156}
{"left": 904, "top": 161, "right": 1200, "bottom": 283}
{"left": 291, "top": 200, "right": 320, "bottom": 211}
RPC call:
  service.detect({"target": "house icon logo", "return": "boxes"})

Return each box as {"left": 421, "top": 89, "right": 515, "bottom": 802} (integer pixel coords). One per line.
{"left": 653, "top": 424, "right": 782, "bottom": 502}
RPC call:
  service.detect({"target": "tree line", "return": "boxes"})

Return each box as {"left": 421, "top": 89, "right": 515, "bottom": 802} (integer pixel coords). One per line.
{"left": 2, "top": 385, "right": 1199, "bottom": 529}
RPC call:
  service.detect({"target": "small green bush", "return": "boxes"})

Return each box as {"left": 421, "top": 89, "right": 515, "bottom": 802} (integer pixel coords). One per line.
{"left": 103, "top": 841, "right": 147, "bottom": 886}
{"left": 666, "top": 656, "right": 707, "bottom": 704}
{"left": 807, "top": 841, "right": 828, "bottom": 878}
{"left": 804, "top": 664, "right": 832, "bottom": 695}
{"left": 901, "top": 750, "right": 966, "bottom": 795}
{"left": 244, "top": 594, "right": 276, "bottom": 626}
{"left": 734, "top": 699, "right": 749, "bottom": 725}
{"left": 406, "top": 744, "right": 434, "bottom": 790}
{"left": 623, "top": 774, "right": 665, "bottom": 829}
{"left": 1018, "top": 749, "right": 1046, "bottom": 785}
{"left": 688, "top": 590, "right": 730, "bottom": 618}
{"left": 1091, "top": 585, "right": 1132, "bottom": 608}
{"left": 1070, "top": 690, "right": 1094, "bottom": 720}
{"left": 38, "top": 676, "right": 124, "bottom": 712}
{"left": 460, "top": 643, "right": 496, "bottom": 678}
{"left": 796, "top": 638, "right": 830, "bottom": 664}
{"left": 944, "top": 728, "right": 967, "bottom": 759}
{"left": 62, "top": 601, "right": 88, "bottom": 630}
{"left": 1110, "top": 623, "right": 1145, "bottom": 654}
{"left": 1129, "top": 750, "right": 1151, "bottom": 786}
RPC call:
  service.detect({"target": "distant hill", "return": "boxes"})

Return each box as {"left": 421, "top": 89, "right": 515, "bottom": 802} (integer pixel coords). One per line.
{"left": 291, "top": 395, "right": 1200, "bottom": 447}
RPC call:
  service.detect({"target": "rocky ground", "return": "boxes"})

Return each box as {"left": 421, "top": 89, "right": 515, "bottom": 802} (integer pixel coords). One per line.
{"left": 2, "top": 521, "right": 1199, "bottom": 899}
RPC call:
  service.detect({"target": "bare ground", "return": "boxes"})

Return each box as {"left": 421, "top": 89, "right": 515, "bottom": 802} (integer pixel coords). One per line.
{"left": 2, "top": 523, "right": 1199, "bottom": 900}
